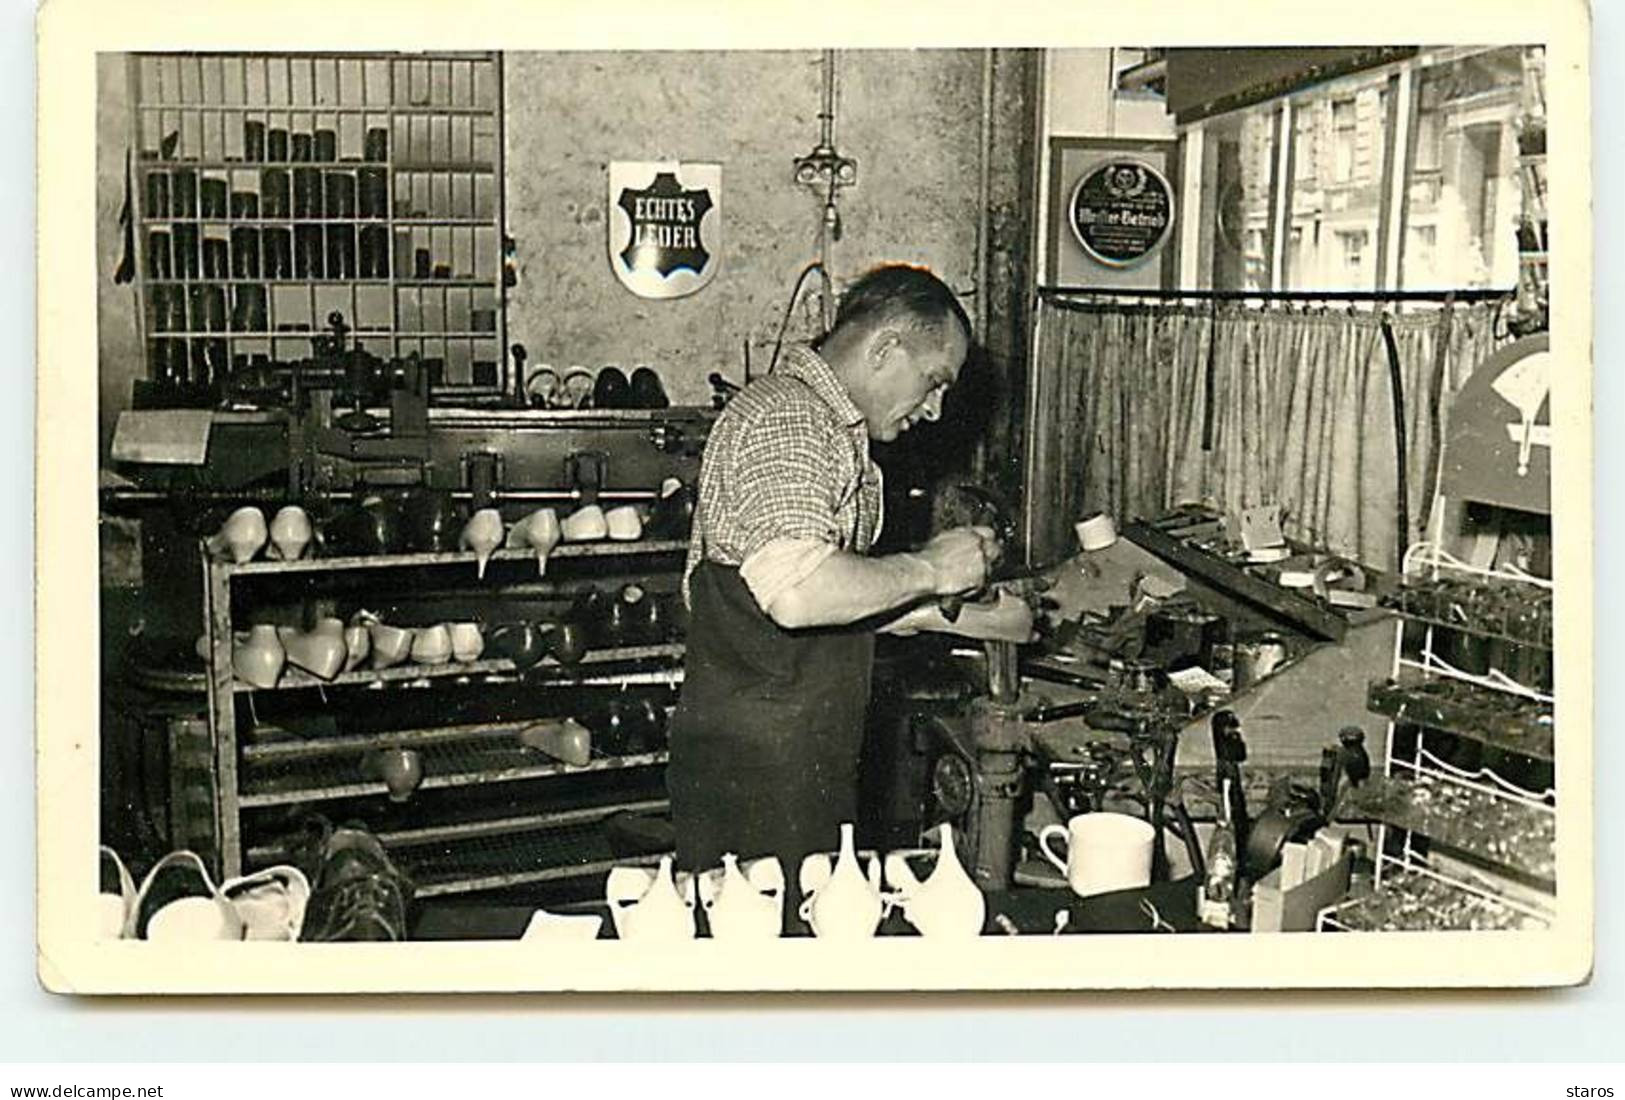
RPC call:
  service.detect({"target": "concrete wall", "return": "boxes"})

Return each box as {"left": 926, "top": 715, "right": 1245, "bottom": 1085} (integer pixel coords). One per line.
{"left": 502, "top": 49, "right": 986, "bottom": 406}
{"left": 98, "top": 55, "right": 143, "bottom": 467}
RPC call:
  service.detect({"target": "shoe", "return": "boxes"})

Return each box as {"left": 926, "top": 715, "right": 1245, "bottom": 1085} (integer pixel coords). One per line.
{"left": 299, "top": 826, "right": 414, "bottom": 942}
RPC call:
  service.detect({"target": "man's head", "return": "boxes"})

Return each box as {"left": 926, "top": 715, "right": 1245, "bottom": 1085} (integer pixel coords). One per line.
{"left": 821, "top": 265, "right": 972, "bottom": 443}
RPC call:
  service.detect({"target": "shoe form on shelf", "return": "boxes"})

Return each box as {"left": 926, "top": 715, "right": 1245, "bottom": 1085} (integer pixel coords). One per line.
{"left": 342, "top": 619, "right": 372, "bottom": 672}
{"left": 448, "top": 622, "right": 484, "bottom": 663}
{"left": 604, "top": 505, "right": 643, "bottom": 541}
{"left": 410, "top": 623, "right": 453, "bottom": 666}
{"left": 98, "top": 846, "right": 137, "bottom": 939}
{"left": 560, "top": 504, "right": 608, "bottom": 542}
{"left": 367, "top": 619, "right": 413, "bottom": 670}
{"left": 401, "top": 489, "right": 464, "bottom": 553}
{"left": 131, "top": 851, "right": 245, "bottom": 942}
{"left": 883, "top": 823, "right": 986, "bottom": 938}
{"left": 548, "top": 618, "right": 591, "bottom": 666}
{"left": 504, "top": 507, "right": 562, "bottom": 575}
{"left": 629, "top": 366, "right": 669, "bottom": 410}
{"left": 363, "top": 748, "right": 425, "bottom": 802}
{"left": 798, "top": 823, "right": 884, "bottom": 939}
{"left": 206, "top": 506, "right": 269, "bottom": 564}
{"left": 486, "top": 621, "right": 552, "bottom": 670}
{"left": 232, "top": 623, "right": 286, "bottom": 689}
{"left": 278, "top": 618, "right": 348, "bottom": 681}
{"left": 606, "top": 856, "right": 696, "bottom": 942}
{"left": 517, "top": 718, "right": 592, "bottom": 767}
{"left": 646, "top": 477, "right": 694, "bottom": 540}
{"left": 268, "top": 505, "right": 312, "bottom": 561}
{"left": 459, "top": 508, "right": 504, "bottom": 578}
{"left": 323, "top": 494, "right": 403, "bottom": 557}
{"left": 592, "top": 365, "right": 631, "bottom": 409}
{"left": 699, "top": 854, "right": 784, "bottom": 940}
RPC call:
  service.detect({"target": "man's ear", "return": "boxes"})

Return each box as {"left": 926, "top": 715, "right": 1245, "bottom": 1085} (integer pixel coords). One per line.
{"left": 868, "top": 328, "right": 903, "bottom": 371}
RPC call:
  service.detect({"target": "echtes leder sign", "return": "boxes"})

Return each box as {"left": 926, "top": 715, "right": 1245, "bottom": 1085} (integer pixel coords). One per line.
{"left": 608, "top": 161, "right": 721, "bottom": 298}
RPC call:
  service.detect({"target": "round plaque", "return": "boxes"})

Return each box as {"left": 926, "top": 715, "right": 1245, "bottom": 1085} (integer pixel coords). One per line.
{"left": 1067, "top": 159, "right": 1175, "bottom": 268}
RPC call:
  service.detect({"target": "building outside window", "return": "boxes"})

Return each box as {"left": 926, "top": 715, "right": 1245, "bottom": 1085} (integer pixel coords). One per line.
{"left": 1402, "top": 46, "right": 1523, "bottom": 290}
{"left": 1187, "top": 46, "right": 1530, "bottom": 293}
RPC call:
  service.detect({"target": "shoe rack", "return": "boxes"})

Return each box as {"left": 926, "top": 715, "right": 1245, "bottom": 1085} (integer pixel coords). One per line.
{"left": 199, "top": 539, "right": 688, "bottom": 898}
{"left": 128, "top": 52, "right": 507, "bottom": 402}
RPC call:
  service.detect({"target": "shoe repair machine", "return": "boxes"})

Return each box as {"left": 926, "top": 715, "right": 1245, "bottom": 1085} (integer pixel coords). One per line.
{"left": 906, "top": 490, "right": 1392, "bottom": 898}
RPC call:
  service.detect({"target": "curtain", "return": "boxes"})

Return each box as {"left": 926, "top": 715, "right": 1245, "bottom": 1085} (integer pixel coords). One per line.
{"left": 1029, "top": 298, "right": 1504, "bottom": 571}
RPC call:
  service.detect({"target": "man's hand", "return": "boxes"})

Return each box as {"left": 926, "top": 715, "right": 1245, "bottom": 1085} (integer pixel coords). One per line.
{"left": 916, "top": 525, "right": 998, "bottom": 596}
{"left": 936, "top": 589, "right": 1036, "bottom": 643}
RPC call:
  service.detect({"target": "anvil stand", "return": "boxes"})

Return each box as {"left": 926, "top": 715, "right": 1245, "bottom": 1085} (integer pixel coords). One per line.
{"left": 963, "top": 639, "right": 1029, "bottom": 892}
{"left": 962, "top": 644, "right": 1193, "bottom": 894}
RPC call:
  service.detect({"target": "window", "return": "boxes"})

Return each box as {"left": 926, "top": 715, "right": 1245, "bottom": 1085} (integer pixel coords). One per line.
{"left": 1294, "top": 105, "right": 1316, "bottom": 182}
{"left": 1337, "top": 228, "right": 1368, "bottom": 276}
{"left": 1414, "top": 106, "right": 1443, "bottom": 173}
{"left": 1188, "top": 46, "right": 1535, "bottom": 293}
{"left": 1197, "top": 102, "right": 1277, "bottom": 291}
{"left": 1332, "top": 97, "right": 1357, "bottom": 182}
{"left": 1401, "top": 46, "right": 1523, "bottom": 289}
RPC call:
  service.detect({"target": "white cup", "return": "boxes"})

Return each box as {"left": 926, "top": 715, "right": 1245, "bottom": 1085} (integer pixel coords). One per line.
{"left": 1074, "top": 513, "right": 1118, "bottom": 552}
{"left": 1037, "top": 812, "right": 1156, "bottom": 898}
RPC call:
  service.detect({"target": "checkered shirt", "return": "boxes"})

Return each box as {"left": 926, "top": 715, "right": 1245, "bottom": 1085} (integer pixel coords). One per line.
{"left": 683, "top": 344, "right": 884, "bottom": 603}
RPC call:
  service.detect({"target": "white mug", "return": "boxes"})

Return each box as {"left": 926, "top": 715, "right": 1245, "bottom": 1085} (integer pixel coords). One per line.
{"left": 1038, "top": 812, "right": 1156, "bottom": 898}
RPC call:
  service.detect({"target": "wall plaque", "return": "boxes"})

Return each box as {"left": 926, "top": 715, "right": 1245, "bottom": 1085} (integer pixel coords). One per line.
{"left": 607, "top": 161, "right": 721, "bottom": 298}
{"left": 1067, "top": 159, "right": 1175, "bottom": 268}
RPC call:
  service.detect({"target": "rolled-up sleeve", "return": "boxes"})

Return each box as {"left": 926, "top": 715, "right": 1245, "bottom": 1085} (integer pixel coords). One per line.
{"left": 739, "top": 536, "right": 837, "bottom": 611}
{"left": 725, "top": 402, "right": 845, "bottom": 612}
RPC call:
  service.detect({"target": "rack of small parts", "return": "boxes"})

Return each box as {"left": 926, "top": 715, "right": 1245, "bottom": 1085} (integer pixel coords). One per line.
{"left": 1320, "top": 539, "right": 1554, "bottom": 931}
{"left": 197, "top": 509, "right": 691, "bottom": 898}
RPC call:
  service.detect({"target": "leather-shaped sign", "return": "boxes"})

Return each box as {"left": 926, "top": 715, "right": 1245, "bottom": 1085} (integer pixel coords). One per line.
{"left": 607, "top": 161, "right": 721, "bottom": 299}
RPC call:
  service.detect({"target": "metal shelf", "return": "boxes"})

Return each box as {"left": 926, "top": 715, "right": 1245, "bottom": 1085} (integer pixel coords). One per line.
{"left": 233, "top": 643, "right": 683, "bottom": 693}
{"left": 1366, "top": 677, "right": 1553, "bottom": 761}
{"left": 239, "top": 747, "right": 670, "bottom": 809}
{"left": 220, "top": 540, "right": 689, "bottom": 577}
{"left": 242, "top": 705, "right": 678, "bottom": 764}
{"left": 245, "top": 799, "right": 668, "bottom": 865}
{"left": 1342, "top": 774, "right": 1555, "bottom": 887}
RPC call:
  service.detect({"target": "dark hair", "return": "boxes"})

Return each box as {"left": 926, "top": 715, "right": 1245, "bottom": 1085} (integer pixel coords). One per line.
{"left": 832, "top": 264, "right": 972, "bottom": 346}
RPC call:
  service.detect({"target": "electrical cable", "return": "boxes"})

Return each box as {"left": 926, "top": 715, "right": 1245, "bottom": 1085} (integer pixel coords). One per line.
{"left": 768, "top": 261, "right": 831, "bottom": 375}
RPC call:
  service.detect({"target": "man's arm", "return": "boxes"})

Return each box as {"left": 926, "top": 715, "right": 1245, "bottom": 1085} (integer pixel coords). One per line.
{"left": 757, "top": 526, "right": 994, "bottom": 630}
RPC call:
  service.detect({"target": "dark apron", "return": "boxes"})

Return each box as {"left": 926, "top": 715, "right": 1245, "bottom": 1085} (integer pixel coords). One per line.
{"left": 667, "top": 560, "right": 875, "bottom": 877}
